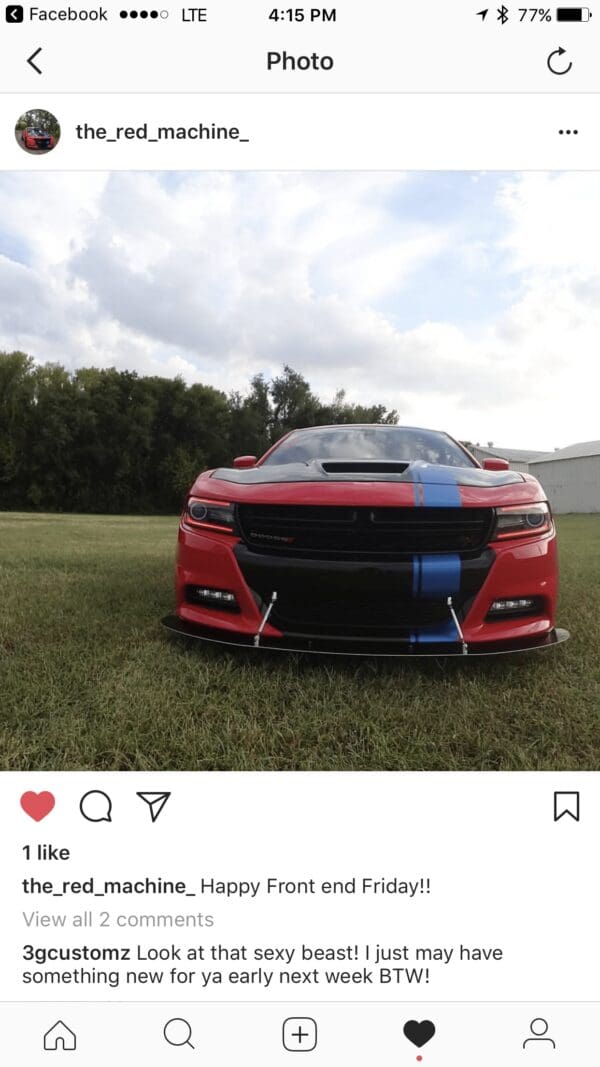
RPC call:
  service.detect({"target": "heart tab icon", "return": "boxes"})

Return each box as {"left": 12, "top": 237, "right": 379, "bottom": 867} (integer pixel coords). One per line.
{"left": 20, "top": 791, "right": 55, "bottom": 822}
{"left": 403, "top": 1020, "right": 436, "bottom": 1048}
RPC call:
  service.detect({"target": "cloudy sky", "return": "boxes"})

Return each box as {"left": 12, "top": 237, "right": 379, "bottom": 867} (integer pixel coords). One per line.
{"left": 0, "top": 170, "right": 597, "bottom": 450}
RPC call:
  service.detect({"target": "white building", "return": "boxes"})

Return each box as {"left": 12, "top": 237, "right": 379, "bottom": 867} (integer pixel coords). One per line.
{"left": 530, "top": 441, "right": 600, "bottom": 514}
{"left": 470, "top": 444, "right": 550, "bottom": 474}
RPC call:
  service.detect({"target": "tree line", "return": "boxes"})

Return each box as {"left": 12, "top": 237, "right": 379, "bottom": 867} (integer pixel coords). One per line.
{"left": 0, "top": 352, "right": 397, "bottom": 513}
{"left": 16, "top": 109, "right": 61, "bottom": 137}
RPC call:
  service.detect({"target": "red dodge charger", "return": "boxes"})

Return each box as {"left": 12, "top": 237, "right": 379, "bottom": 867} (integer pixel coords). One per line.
{"left": 163, "top": 424, "right": 569, "bottom": 656}
{"left": 21, "top": 127, "right": 55, "bottom": 150}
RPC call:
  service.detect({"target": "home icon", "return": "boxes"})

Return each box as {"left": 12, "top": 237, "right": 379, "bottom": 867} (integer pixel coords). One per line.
{"left": 43, "top": 1020, "right": 77, "bottom": 1051}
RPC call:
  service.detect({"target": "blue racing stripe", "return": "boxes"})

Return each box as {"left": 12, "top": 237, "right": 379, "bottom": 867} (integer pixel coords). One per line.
{"left": 410, "top": 466, "right": 462, "bottom": 639}
{"left": 414, "top": 619, "right": 460, "bottom": 644}
{"left": 419, "top": 553, "right": 461, "bottom": 599}
{"left": 412, "top": 555, "right": 422, "bottom": 598}
{"left": 421, "top": 466, "right": 462, "bottom": 508}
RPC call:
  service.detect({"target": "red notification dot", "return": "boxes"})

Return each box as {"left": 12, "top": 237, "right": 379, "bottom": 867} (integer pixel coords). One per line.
{"left": 416, "top": 1058, "right": 423, "bottom": 1063}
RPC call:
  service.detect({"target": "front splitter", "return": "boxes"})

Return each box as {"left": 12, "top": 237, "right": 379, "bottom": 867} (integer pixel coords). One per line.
{"left": 161, "top": 615, "right": 570, "bottom": 658}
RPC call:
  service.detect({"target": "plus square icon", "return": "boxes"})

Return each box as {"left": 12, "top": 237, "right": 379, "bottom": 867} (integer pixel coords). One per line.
{"left": 283, "top": 1018, "right": 318, "bottom": 1052}
{"left": 6, "top": 4, "right": 24, "bottom": 19}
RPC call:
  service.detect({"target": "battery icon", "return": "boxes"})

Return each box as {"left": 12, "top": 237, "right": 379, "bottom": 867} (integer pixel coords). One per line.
{"left": 556, "top": 7, "right": 592, "bottom": 18}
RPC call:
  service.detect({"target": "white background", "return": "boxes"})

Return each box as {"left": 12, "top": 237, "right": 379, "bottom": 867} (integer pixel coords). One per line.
{"left": 3, "top": 771, "right": 593, "bottom": 1004}
{"left": 0, "top": 771, "right": 597, "bottom": 1062}
{"left": 1, "top": 92, "right": 598, "bottom": 169}
{"left": 2, "top": 0, "right": 600, "bottom": 168}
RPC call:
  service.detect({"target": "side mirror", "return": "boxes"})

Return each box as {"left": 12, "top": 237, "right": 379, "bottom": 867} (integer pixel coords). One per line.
{"left": 483, "top": 457, "right": 510, "bottom": 471}
{"left": 233, "top": 455, "right": 258, "bottom": 469}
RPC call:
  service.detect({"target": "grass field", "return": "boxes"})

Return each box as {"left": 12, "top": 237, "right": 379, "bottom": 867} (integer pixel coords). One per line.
{"left": 0, "top": 512, "right": 598, "bottom": 771}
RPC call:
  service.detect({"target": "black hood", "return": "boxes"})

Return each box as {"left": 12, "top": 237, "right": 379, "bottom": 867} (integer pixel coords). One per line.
{"left": 211, "top": 459, "right": 524, "bottom": 487}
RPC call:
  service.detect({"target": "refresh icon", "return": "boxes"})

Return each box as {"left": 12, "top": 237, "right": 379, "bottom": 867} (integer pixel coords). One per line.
{"left": 547, "top": 46, "right": 573, "bottom": 75}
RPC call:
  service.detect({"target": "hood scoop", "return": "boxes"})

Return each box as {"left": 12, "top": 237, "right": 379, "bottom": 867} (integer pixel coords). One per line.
{"left": 321, "top": 461, "right": 410, "bottom": 475}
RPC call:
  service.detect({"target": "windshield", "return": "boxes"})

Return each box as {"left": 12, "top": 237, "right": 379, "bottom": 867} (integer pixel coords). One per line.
{"left": 262, "top": 426, "right": 475, "bottom": 468}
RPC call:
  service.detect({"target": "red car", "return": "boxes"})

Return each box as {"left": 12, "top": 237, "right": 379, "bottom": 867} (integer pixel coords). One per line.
{"left": 21, "top": 127, "right": 55, "bottom": 150}
{"left": 163, "top": 424, "right": 569, "bottom": 656}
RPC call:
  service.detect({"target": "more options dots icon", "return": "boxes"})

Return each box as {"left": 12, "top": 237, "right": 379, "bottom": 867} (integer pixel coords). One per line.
{"left": 283, "top": 1018, "right": 318, "bottom": 1052}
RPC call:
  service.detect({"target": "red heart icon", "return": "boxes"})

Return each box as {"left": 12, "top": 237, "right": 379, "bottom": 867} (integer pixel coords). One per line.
{"left": 20, "top": 791, "right": 55, "bottom": 822}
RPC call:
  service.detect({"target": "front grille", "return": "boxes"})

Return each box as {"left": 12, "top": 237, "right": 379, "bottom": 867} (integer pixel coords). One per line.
{"left": 237, "top": 504, "right": 494, "bottom": 558}
{"left": 270, "top": 593, "right": 451, "bottom": 638}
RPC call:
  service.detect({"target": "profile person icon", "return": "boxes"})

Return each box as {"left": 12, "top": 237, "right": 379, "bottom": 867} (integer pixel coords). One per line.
{"left": 523, "top": 1018, "right": 556, "bottom": 1049}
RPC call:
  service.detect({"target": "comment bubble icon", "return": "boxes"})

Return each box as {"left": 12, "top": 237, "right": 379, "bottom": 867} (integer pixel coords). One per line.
{"left": 79, "top": 789, "right": 112, "bottom": 823}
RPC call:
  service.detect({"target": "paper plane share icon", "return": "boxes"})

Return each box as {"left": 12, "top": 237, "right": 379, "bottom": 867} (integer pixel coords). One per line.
{"left": 136, "top": 791, "right": 171, "bottom": 823}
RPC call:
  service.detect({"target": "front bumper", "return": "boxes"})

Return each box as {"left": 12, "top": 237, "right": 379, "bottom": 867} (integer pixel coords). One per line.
{"left": 162, "top": 613, "right": 569, "bottom": 657}
{"left": 168, "top": 522, "right": 568, "bottom": 657}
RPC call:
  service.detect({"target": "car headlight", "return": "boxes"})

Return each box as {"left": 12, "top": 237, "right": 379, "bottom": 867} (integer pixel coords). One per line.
{"left": 492, "top": 502, "right": 552, "bottom": 540}
{"left": 185, "top": 496, "right": 236, "bottom": 533}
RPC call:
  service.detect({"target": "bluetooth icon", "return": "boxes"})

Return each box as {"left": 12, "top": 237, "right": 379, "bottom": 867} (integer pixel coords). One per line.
{"left": 497, "top": 4, "right": 509, "bottom": 21}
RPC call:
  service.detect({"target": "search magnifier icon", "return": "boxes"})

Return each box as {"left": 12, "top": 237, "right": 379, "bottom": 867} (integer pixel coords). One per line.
{"left": 164, "top": 1018, "right": 195, "bottom": 1049}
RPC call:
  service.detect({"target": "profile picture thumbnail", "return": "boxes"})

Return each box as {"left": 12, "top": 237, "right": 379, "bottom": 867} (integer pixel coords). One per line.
{"left": 15, "top": 109, "right": 60, "bottom": 155}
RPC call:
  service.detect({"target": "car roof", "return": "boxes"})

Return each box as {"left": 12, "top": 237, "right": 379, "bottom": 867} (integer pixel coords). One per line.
{"left": 285, "top": 423, "right": 449, "bottom": 435}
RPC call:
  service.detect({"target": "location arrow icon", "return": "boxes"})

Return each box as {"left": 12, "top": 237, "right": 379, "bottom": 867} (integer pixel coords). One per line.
{"left": 477, "top": 8, "right": 489, "bottom": 18}
{"left": 137, "top": 791, "right": 171, "bottom": 823}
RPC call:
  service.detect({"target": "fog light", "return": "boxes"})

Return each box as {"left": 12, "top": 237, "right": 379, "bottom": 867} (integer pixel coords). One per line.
{"left": 490, "top": 598, "right": 536, "bottom": 613}
{"left": 486, "top": 597, "right": 543, "bottom": 620}
{"left": 186, "top": 585, "right": 239, "bottom": 611}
